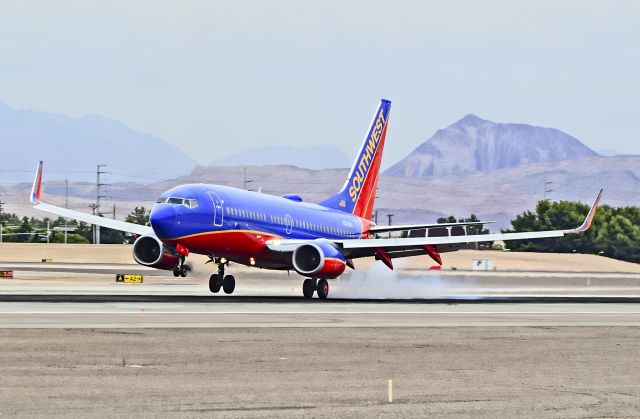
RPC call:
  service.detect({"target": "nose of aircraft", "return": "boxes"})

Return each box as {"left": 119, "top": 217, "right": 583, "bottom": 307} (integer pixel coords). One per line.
{"left": 149, "top": 204, "right": 177, "bottom": 238}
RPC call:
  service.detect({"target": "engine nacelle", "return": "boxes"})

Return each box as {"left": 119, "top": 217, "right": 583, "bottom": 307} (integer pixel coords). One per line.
{"left": 132, "top": 235, "right": 179, "bottom": 270}
{"left": 292, "top": 240, "right": 346, "bottom": 279}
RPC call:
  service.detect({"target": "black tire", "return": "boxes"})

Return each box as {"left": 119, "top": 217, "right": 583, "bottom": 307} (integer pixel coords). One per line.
{"left": 316, "top": 279, "right": 329, "bottom": 299}
{"left": 209, "top": 274, "right": 221, "bottom": 293}
{"left": 223, "top": 275, "right": 235, "bottom": 294}
{"left": 180, "top": 266, "right": 187, "bottom": 277}
{"left": 302, "top": 278, "right": 315, "bottom": 299}
{"left": 173, "top": 267, "right": 180, "bottom": 277}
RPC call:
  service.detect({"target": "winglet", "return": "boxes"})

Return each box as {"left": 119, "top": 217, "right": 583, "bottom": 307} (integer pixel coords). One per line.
{"left": 30, "top": 161, "right": 43, "bottom": 204}
{"left": 566, "top": 189, "right": 603, "bottom": 234}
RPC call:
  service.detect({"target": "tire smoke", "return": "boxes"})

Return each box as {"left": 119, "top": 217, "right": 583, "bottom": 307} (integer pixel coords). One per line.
{"left": 332, "top": 260, "right": 472, "bottom": 299}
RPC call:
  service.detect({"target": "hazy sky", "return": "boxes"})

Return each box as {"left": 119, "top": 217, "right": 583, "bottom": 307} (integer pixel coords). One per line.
{"left": 1, "top": 0, "right": 638, "bottom": 167}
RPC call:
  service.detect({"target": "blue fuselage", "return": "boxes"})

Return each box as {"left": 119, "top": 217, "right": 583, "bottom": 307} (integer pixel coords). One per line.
{"left": 149, "top": 184, "right": 364, "bottom": 266}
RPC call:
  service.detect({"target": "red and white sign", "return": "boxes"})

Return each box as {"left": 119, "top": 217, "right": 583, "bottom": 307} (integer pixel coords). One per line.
{"left": 0, "top": 270, "right": 14, "bottom": 279}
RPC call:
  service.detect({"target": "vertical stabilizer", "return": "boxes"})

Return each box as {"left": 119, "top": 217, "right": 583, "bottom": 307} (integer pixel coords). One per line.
{"left": 319, "top": 99, "right": 391, "bottom": 220}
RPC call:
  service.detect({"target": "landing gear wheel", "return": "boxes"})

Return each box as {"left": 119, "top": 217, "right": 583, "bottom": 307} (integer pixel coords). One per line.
{"left": 209, "top": 274, "right": 222, "bottom": 293}
{"left": 179, "top": 266, "right": 188, "bottom": 277}
{"left": 173, "top": 267, "right": 180, "bottom": 277}
{"left": 302, "top": 278, "right": 315, "bottom": 299}
{"left": 223, "top": 275, "right": 235, "bottom": 294}
{"left": 316, "top": 279, "right": 329, "bottom": 299}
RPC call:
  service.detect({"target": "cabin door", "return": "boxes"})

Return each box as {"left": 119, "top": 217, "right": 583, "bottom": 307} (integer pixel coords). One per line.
{"left": 207, "top": 191, "right": 224, "bottom": 227}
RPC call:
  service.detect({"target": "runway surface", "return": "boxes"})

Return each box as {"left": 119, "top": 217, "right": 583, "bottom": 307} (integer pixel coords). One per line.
{"left": 2, "top": 265, "right": 640, "bottom": 327}
{"left": 2, "top": 298, "right": 640, "bottom": 327}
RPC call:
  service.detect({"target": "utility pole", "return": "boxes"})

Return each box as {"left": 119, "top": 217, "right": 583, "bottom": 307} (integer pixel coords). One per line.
{"left": 544, "top": 170, "right": 553, "bottom": 201}
{"left": 64, "top": 179, "right": 68, "bottom": 244}
{"left": 89, "top": 203, "right": 98, "bottom": 244}
{"left": 95, "top": 164, "right": 109, "bottom": 244}
{"left": 112, "top": 204, "right": 116, "bottom": 220}
{"left": 243, "top": 167, "right": 253, "bottom": 191}
{"left": 0, "top": 200, "right": 4, "bottom": 244}
{"left": 373, "top": 210, "right": 378, "bottom": 225}
{"left": 386, "top": 213, "right": 394, "bottom": 238}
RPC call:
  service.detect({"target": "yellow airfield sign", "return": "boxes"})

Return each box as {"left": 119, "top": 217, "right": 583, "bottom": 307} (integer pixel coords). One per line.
{"left": 115, "top": 274, "right": 143, "bottom": 284}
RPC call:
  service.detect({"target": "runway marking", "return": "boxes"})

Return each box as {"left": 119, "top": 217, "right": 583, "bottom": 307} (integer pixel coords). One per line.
{"left": 1, "top": 311, "right": 639, "bottom": 315}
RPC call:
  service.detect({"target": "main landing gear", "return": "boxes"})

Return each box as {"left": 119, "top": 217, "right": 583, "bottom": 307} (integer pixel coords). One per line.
{"left": 172, "top": 255, "right": 188, "bottom": 277}
{"left": 303, "top": 278, "right": 329, "bottom": 299}
{"left": 209, "top": 261, "right": 235, "bottom": 295}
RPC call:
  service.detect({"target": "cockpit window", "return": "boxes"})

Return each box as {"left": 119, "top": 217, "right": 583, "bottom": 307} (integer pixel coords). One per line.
{"left": 158, "top": 197, "right": 198, "bottom": 208}
{"left": 167, "top": 197, "right": 185, "bottom": 205}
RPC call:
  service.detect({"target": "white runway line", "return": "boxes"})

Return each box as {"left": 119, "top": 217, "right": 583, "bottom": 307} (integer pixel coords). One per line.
{"left": 1, "top": 311, "right": 640, "bottom": 315}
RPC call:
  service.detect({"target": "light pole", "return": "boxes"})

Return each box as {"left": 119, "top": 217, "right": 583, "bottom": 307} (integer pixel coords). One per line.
{"left": 386, "top": 214, "right": 394, "bottom": 238}
{"left": 0, "top": 200, "right": 4, "bottom": 244}
{"left": 243, "top": 167, "right": 253, "bottom": 191}
{"left": 64, "top": 179, "right": 68, "bottom": 244}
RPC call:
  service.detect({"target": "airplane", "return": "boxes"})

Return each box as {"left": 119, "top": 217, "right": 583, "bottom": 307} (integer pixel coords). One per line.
{"left": 29, "top": 99, "right": 603, "bottom": 299}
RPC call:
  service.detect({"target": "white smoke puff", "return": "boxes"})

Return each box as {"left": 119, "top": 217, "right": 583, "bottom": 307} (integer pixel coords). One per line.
{"left": 332, "top": 259, "right": 461, "bottom": 299}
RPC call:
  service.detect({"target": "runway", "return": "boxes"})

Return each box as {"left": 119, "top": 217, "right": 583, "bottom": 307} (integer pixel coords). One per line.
{"left": 2, "top": 263, "right": 640, "bottom": 327}
{"left": 1, "top": 298, "right": 640, "bottom": 327}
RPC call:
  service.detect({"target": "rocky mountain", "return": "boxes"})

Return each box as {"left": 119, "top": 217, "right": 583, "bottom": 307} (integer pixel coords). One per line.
{"left": 0, "top": 100, "right": 197, "bottom": 183}
{"left": 210, "top": 145, "right": 351, "bottom": 170}
{"left": 386, "top": 114, "right": 599, "bottom": 177}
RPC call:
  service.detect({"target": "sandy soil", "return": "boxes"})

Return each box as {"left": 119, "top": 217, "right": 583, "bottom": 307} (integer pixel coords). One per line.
{"left": 1, "top": 243, "right": 638, "bottom": 273}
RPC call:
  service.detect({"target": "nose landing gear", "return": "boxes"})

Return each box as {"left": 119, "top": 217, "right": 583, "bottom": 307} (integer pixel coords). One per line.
{"left": 209, "top": 259, "right": 235, "bottom": 295}
{"left": 173, "top": 254, "right": 189, "bottom": 277}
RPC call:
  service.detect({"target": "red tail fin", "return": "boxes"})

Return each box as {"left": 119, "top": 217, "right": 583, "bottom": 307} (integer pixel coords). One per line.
{"left": 319, "top": 99, "right": 391, "bottom": 220}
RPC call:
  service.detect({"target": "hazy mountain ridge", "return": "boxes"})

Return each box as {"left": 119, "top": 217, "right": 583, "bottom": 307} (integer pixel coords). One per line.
{"left": 386, "top": 114, "right": 599, "bottom": 177}
{"left": 0, "top": 100, "right": 197, "bottom": 183}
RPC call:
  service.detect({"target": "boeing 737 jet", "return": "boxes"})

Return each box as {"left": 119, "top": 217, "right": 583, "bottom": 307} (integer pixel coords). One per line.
{"left": 30, "top": 99, "right": 602, "bottom": 299}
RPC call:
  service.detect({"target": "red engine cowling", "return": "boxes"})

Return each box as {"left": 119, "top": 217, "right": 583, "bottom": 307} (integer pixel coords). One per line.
{"left": 292, "top": 240, "right": 346, "bottom": 279}
{"left": 132, "top": 235, "right": 179, "bottom": 270}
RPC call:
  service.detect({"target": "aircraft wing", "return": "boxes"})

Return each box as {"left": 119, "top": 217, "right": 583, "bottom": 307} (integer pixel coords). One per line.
{"left": 267, "top": 189, "right": 603, "bottom": 266}
{"left": 30, "top": 161, "right": 153, "bottom": 236}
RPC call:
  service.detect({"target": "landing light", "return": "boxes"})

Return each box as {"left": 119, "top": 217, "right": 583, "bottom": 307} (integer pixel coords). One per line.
{"left": 220, "top": 257, "right": 227, "bottom": 264}
{"left": 250, "top": 257, "right": 256, "bottom": 266}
